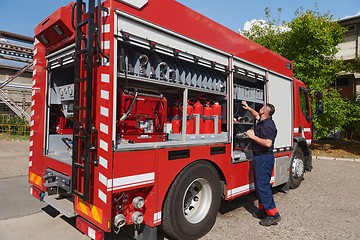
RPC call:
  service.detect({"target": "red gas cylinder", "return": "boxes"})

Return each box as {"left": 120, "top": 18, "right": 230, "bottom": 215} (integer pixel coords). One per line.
{"left": 212, "top": 101, "right": 222, "bottom": 134}
{"left": 168, "top": 104, "right": 180, "bottom": 121}
{"left": 171, "top": 115, "right": 181, "bottom": 134}
{"left": 203, "top": 104, "right": 214, "bottom": 134}
{"left": 193, "top": 100, "right": 203, "bottom": 134}
{"left": 185, "top": 104, "right": 194, "bottom": 134}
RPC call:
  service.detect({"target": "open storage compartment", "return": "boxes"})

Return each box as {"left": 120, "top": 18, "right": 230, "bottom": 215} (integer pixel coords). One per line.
{"left": 232, "top": 60, "right": 266, "bottom": 162}
{"left": 115, "top": 34, "right": 229, "bottom": 150}
{"left": 44, "top": 45, "right": 76, "bottom": 164}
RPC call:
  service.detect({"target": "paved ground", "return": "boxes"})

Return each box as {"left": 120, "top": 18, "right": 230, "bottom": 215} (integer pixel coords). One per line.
{"left": 0, "top": 140, "right": 360, "bottom": 240}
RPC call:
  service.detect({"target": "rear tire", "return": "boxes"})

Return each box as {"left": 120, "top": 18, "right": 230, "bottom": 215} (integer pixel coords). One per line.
{"left": 290, "top": 146, "right": 305, "bottom": 189}
{"left": 162, "top": 161, "right": 221, "bottom": 240}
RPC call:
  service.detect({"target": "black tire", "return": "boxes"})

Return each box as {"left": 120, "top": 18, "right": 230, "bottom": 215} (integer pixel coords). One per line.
{"left": 290, "top": 146, "right": 305, "bottom": 189}
{"left": 162, "top": 161, "right": 221, "bottom": 240}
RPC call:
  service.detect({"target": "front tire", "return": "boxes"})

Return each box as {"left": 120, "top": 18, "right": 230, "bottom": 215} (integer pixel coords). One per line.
{"left": 290, "top": 145, "right": 305, "bottom": 189}
{"left": 162, "top": 161, "right": 221, "bottom": 240}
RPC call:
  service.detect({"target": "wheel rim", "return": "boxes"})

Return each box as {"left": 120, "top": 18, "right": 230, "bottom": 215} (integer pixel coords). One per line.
{"left": 182, "top": 178, "right": 212, "bottom": 224}
{"left": 292, "top": 156, "right": 304, "bottom": 179}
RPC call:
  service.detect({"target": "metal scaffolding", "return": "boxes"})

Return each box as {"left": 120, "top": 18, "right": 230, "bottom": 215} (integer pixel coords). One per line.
{"left": 0, "top": 30, "right": 33, "bottom": 123}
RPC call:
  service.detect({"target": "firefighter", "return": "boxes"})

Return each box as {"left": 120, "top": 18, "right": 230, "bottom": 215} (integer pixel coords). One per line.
{"left": 242, "top": 100, "right": 281, "bottom": 226}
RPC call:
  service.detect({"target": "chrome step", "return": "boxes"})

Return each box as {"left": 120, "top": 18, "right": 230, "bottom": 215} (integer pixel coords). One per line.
{"left": 43, "top": 194, "right": 76, "bottom": 218}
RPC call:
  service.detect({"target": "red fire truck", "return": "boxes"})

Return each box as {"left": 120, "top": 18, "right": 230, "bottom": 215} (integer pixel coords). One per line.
{"left": 28, "top": 0, "right": 322, "bottom": 239}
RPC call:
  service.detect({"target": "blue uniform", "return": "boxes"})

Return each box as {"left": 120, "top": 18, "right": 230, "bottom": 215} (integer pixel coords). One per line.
{"left": 252, "top": 117, "right": 280, "bottom": 217}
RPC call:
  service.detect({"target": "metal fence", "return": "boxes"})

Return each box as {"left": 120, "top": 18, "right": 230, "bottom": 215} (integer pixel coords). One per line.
{"left": 0, "top": 114, "right": 29, "bottom": 136}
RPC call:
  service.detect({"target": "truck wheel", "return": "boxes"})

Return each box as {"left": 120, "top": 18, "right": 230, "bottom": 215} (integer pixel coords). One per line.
{"left": 290, "top": 146, "right": 305, "bottom": 189}
{"left": 162, "top": 161, "right": 221, "bottom": 240}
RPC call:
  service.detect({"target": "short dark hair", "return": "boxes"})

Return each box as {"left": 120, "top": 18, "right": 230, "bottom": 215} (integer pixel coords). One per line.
{"left": 266, "top": 103, "right": 275, "bottom": 116}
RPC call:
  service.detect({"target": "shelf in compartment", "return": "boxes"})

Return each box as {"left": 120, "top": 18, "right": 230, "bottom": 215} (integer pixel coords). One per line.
{"left": 235, "top": 133, "right": 250, "bottom": 139}
{"left": 233, "top": 122, "right": 254, "bottom": 125}
{"left": 234, "top": 97, "right": 264, "bottom": 104}
{"left": 118, "top": 73, "right": 227, "bottom": 96}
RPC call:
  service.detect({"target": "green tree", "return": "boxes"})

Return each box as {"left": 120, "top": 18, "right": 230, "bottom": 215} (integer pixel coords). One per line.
{"left": 242, "top": 7, "right": 358, "bottom": 138}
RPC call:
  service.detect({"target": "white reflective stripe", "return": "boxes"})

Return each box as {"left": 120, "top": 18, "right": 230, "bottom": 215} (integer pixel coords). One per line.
{"left": 100, "top": 123, "right": 108, "bottom": 134}
{"left": 102, "top": 41, "right": 110, "bottom": 49}
{"left": 29, "top": 161, "right": 32, "bottom": 167}
{"left": 32, "top": 69, "right": 37, "bottom": 76}
{"left": 33, "top": 59, "right": 37, "bottom": 66}
{"left": 227, "top": 183, "right": 255, "bottom": 198}
{"left": 303, "top": 128, "right": 311, "bottom": 132}
{"left": 32, "top": 90, "right": 36, "bottom": 96}
{"left": 306, "top": 139, "right": 312, "bottom": 144}
{"left": 102, "top": 57, "right": 110, "bottom": 66}
{"left": 31, "top": 100, "right": 35, "bottom": 106}
{"left": 101, "top": 73, "right": 110, "bottom": 83}
{"left": 154, "top": 211, "right": 162, "bottom": 224}
{"left": 30, "top": 130, "right": 34, "bottom": 136}
{"left": 99, "top": 172, "right": 107, "bottom": 187}
{"left": 98, "top": 189, "right": 107, "bottom": 204}
{"left": 101, "top": 90, "right": 109, "bottom": 100}
{"left": 118, "top": 0, "right": 148, "bottom": 9}
{"left": 102, "top": 24, "right": 110, "bottom": 33}
{"left": 100, "top": 139, "right": 108, "bottom": 152}
{"left": 109, "top": 172, "right": 155, "bottom": 191}
{"left": 30, "top": 120, "right": 34, "bottom": 127}
{"left": 110, "top": 180, "right": 154, "bottom": 191}
{"left": 30, "top": 141, "right": 33, "bottom": 146}
{"left": 100, "top": 106, "right": 109, "bottom": 117}
{"left": 99, "top": 156, "right": 108, "bottom": 169}
{"left": 29, "top": 151, "right": 33, "bottom": 157}
{"left": 101, "top": 8, "right": 109, "bottom": 17}
{"left": 34, "top": 38, "right": 39, "bottom": 45}
{"left": 88, "top": 227, "right": 96, "bottom": 239}
{"left": 31, "top": 110, "right": 35, "bottom": 117}
{"left": 32, "top": 79, "right": 36, "bottom": 86}
{"left": 293, "top": 128, "right": 299, "bottom": 133}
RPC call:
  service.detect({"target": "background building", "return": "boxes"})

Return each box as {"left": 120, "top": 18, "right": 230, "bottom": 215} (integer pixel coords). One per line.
{"left": 335, "top": 15, "right": 360, "bottom": 102}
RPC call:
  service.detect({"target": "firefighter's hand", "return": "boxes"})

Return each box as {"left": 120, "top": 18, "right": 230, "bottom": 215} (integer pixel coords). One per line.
{"left": 242, "top": 100, "right": 249, "bottom": 110}
{"left": 245, "top": 129, "right": 255, "bottom": 139}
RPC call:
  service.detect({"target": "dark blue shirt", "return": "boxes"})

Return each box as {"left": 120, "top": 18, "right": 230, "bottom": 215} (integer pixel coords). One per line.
{"left": 252, "top": 117, "right": 277, "bottom": 155}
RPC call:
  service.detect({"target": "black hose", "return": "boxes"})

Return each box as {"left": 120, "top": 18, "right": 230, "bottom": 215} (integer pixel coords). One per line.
{"left": 120, "top": 90, "right": 138, "bottom": 121}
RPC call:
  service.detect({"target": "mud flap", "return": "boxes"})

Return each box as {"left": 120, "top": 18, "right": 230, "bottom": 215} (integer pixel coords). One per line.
{"left": 136, "top": 225, "right": 159, "bottom": 240}
{"left": 305, "top": 149, "right": 313, "bottom": 171}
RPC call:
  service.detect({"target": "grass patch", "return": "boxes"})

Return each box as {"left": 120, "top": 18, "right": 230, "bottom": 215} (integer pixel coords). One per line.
{"left": 311, "top": 139, "right": 360, "bottom": 159}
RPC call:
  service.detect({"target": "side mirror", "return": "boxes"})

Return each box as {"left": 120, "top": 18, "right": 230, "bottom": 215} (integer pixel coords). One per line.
{"left": 315, "top": 91, "right": 323, "bottom": 100}
{"left": 316, "top": 101, "right": 324, "bottom": 115}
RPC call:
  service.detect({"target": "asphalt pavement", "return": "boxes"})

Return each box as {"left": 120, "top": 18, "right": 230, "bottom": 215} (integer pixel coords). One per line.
{"left": 1, "top": 140, "right": 360, "bottom": 240}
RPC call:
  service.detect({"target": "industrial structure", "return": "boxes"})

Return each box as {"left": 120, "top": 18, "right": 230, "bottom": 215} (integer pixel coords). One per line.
{"left": 0, "top": 30, "right": 33, "bottom": 123}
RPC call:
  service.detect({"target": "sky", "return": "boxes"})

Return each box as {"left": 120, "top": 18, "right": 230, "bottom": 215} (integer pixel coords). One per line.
{"left": 0, "top": 0, "right": 359, "bottom": 37}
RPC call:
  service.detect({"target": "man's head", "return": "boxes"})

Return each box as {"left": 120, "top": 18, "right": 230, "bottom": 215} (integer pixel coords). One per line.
{"left": 259, "top": 103, "right": 275, "bottom": 119}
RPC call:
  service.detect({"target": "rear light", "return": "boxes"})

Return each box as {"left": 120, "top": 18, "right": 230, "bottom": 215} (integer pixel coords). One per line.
{"left": 76, "top": 217, "right": 104, "bottom": 240}
{"left": 29, "top": 185, "right": 44, "bottom": 201}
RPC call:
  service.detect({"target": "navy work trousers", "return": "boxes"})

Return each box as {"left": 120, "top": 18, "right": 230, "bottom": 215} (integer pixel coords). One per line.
{"left": 252, "top": 153, "right": 279, "bottom": 217}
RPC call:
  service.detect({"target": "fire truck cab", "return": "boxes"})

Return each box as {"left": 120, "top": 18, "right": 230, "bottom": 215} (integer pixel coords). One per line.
{"left": 28, "top": 1, "right": 321, "bottom": 239}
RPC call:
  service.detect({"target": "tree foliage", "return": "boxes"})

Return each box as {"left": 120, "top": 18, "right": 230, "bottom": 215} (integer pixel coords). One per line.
{"left": 242, "top": 7, "right": 360, "bottom": 139}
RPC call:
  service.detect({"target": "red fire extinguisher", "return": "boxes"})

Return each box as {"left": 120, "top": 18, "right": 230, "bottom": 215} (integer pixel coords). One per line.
{"left": 168, "top": 104, "right": 180, "bottom": 121}
{"left": 203, "top": 103, "right": 214, "bottom": 134}
{"left": 183, "top": 104, "right": 194, "bottom": 134}
{"left": 171, "top": 115, "right": 181, "bottom": 134}
{"left": 193, "top": 100, "right": 203, "bottom": 134}
{"left": 212, "top": 101, "right": 222, "bottom": 134}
